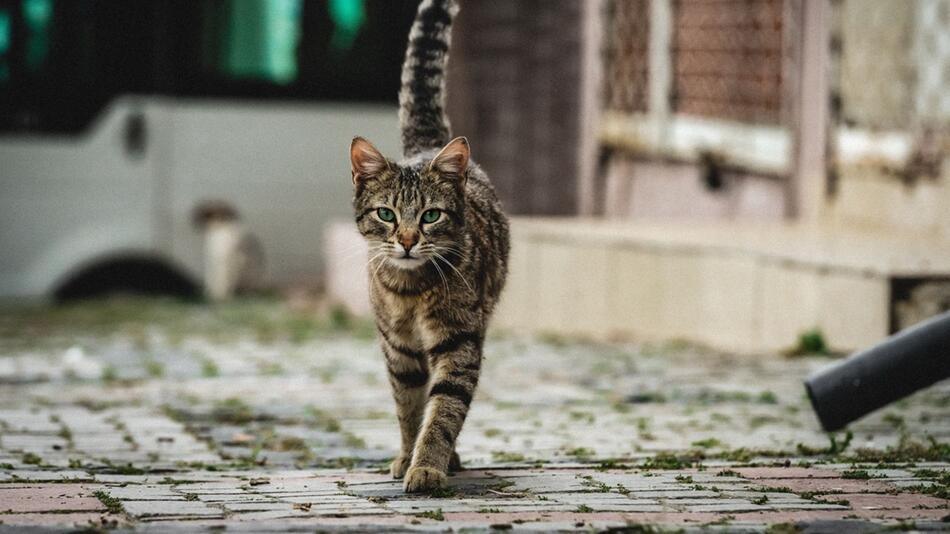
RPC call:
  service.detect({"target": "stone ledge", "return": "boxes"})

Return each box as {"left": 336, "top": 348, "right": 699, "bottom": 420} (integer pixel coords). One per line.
{"left": 325, "top": 218, "right": 950, "bottom": 353}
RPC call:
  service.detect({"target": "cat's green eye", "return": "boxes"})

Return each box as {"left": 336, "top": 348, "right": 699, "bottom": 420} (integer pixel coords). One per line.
{"left": 421, "top": 209, "right": 441, "bottom": 224}
{"left": 377, "top": 207, "right": 396, "bottom": 222}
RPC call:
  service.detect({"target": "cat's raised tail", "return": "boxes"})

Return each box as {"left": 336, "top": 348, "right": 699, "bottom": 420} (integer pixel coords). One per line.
{"left": 398, "top": 0, "right": 459, "bottom": 158}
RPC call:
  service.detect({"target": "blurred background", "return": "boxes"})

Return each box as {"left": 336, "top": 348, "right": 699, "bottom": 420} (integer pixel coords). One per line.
{"left": 1, "top": 0, "right": 949, "bottom": 354}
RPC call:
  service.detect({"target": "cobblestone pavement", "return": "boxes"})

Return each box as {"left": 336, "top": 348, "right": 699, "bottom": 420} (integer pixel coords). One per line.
{"left": 1, "top": 298, "right": 949, "bottom": 532}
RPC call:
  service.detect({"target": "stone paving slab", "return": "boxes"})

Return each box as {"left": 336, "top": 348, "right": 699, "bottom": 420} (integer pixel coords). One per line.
{"left": 0, "top": 511, "right": 112, "bottom": 527}
{"left": 753, "top": 476, "right": 898, "bottom": 494}
{"left": 2, "top": 299, "right": 950, "bottom": 531}
{"left": 0, "top": 484, "right": 104, "bottom": 513}
{"left": 122, "top": 500, "right": 225, "bottom": 520}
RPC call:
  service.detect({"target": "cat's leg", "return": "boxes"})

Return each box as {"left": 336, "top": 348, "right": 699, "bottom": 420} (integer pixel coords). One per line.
{"left": 404, "top": 332, "right": 481, "bottom": 492}
{"left": 382, "top": 340, "right": 429, "bottom": 479}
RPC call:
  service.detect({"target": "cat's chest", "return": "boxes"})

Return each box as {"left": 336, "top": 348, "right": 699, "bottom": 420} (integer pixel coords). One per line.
{"left": 376, "top": 291, "right": 440, "bottom": 348}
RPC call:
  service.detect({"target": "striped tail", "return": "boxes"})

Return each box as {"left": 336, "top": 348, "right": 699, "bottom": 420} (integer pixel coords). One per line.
{"left": 399, "top": 0, "right": 459, "bottom": 157}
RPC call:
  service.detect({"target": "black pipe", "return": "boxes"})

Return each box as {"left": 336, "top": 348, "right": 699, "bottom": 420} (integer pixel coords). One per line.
{"left": 804, "top": 310, "right": 950, "bottom": 432}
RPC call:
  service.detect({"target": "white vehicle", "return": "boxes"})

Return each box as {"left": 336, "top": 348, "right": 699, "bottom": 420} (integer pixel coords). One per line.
{"left": 0, "top": 0, "right": 417, "bottom": 299}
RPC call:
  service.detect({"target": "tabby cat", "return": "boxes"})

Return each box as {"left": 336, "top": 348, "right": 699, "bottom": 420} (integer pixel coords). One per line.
{"left": 349, "top": 0, "right": 509, "bottom": 493}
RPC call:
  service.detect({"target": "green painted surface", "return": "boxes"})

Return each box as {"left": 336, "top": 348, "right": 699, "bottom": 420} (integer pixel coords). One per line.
{"left": 23, "top": 0, "right": 53, "bottom": 71}
{"left": 329, "top": 0, "right": 366, "bottom": 52}
{"left": 224, "top": 0, "right": 302, "bottom": 84}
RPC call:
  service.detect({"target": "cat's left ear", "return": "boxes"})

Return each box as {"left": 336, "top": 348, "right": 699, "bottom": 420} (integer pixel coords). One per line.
{"left": 429, "top": 137, "right": 470, "bottom": 180}
{"left": 350, "top": 136, "right": 390, "bottom": 185}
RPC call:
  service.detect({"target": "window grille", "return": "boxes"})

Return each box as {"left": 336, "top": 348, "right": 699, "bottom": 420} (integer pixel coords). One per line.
{"left": 604, "top": 0, "right": 650, "bottom": 114}
{"left": 670, "top": 0, "right": 785, "bottom": 125}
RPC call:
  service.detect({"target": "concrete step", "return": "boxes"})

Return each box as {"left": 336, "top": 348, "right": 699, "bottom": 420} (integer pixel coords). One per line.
{"left": 325, "top": 218, "right": 950, "bottom": 354}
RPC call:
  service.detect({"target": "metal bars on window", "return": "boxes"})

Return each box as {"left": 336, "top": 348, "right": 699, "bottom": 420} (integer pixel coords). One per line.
{"left": 604, "top": 0, "right": 786, "bottom": 125}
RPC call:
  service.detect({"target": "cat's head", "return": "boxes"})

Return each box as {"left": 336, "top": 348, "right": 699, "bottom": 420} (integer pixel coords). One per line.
{"left": 350, "top": 136, "right": 470, "bottom": 271}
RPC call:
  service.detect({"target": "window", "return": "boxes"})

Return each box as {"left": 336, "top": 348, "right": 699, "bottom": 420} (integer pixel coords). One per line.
{"left": 670, "top": 0, "right": 785, "bottom": 125}
{"left": 600, "top": 0, "right": 792, "bottom": 176}
{"left": 604, "top": 0, "right": 650, "bottom": 114}
{"left": 0, "top": 0, "right": 418, "bottom": 134}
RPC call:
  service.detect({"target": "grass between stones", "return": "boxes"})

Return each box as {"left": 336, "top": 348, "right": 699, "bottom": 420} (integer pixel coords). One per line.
{"left": 416, "top": 508, "right": 444, "bottom": 521}
{"left": 554, "top": 431, "right": 950, "bottom": 480}
{"left": 907, "top": 469, "right": 950, "bottom": 499}
{"left": 93, "top": 490, "right": 124, "bottom": 515}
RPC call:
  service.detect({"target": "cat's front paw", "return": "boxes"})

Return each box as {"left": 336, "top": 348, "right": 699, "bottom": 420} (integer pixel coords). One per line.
{"left": 403, "top": 465, "right": 446, "bottom": 493}
{"left": 390, "top": 453, "right": 412, "bottom": 479}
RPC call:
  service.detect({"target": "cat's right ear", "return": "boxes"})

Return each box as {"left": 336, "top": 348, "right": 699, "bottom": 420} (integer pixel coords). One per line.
{"left": 350, "top": 137, "right": 389, "bottom": 185}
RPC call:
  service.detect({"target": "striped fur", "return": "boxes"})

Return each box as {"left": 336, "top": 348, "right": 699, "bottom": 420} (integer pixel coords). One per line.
{"left": 399, "top": 0, "right": 459, "bottom": 157}
{"left": 349, "top": 2, "right": 509, "bottom": 492}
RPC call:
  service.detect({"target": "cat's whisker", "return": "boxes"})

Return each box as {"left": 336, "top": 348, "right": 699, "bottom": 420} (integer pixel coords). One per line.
{"left": 340, "top": 243, "right": 382, "bottom": 259}
{"left": 419, "top": 244, "right": 458, "bottom": 257}
{"left": 339, "top": 242, "right": 386, "bottom": 264}
{"left": 337, "top": 239, "right": 378, "bottom": 257}
{"left": 429, "top": 246, "right": 470, "bottom": 273}
{"left": 432, "top": 251, "right": 475, "bottom": 296}
{"left": 367, "top": 249, "right": 386, "bottom": 267}
{"left": 370, "top": 252, "right": 390, "bottom": 282}
{"left": 428, "top": 257, "right": 450, "bottom": 294}
{"left": 427, "top": 243, "right": 467, "bottom": 258}
{"left": 339, "top": 239, "right": 371, "bottom": 253}
{"left": 364, "top": 251, "right": 387, "bottom": 274}
{"left": 364, "top": 246, "right": 389, "bottom": 269}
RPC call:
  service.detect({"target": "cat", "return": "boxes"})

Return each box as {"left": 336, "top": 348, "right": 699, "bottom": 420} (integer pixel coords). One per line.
{"left": 349, "top": 0, "right": 509, "bottom": 493}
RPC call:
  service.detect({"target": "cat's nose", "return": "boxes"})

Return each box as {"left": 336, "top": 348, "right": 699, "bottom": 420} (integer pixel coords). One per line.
{"left": 397, "top": 231, "right": 419, "bottom": 253}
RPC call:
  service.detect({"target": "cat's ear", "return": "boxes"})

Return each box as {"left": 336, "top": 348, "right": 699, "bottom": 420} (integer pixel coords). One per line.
{"left": 350, "top": 137, "right": 389, "bottom": 185}
{"left": 429, "top": 137, "right": 470, "bottom": 179}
